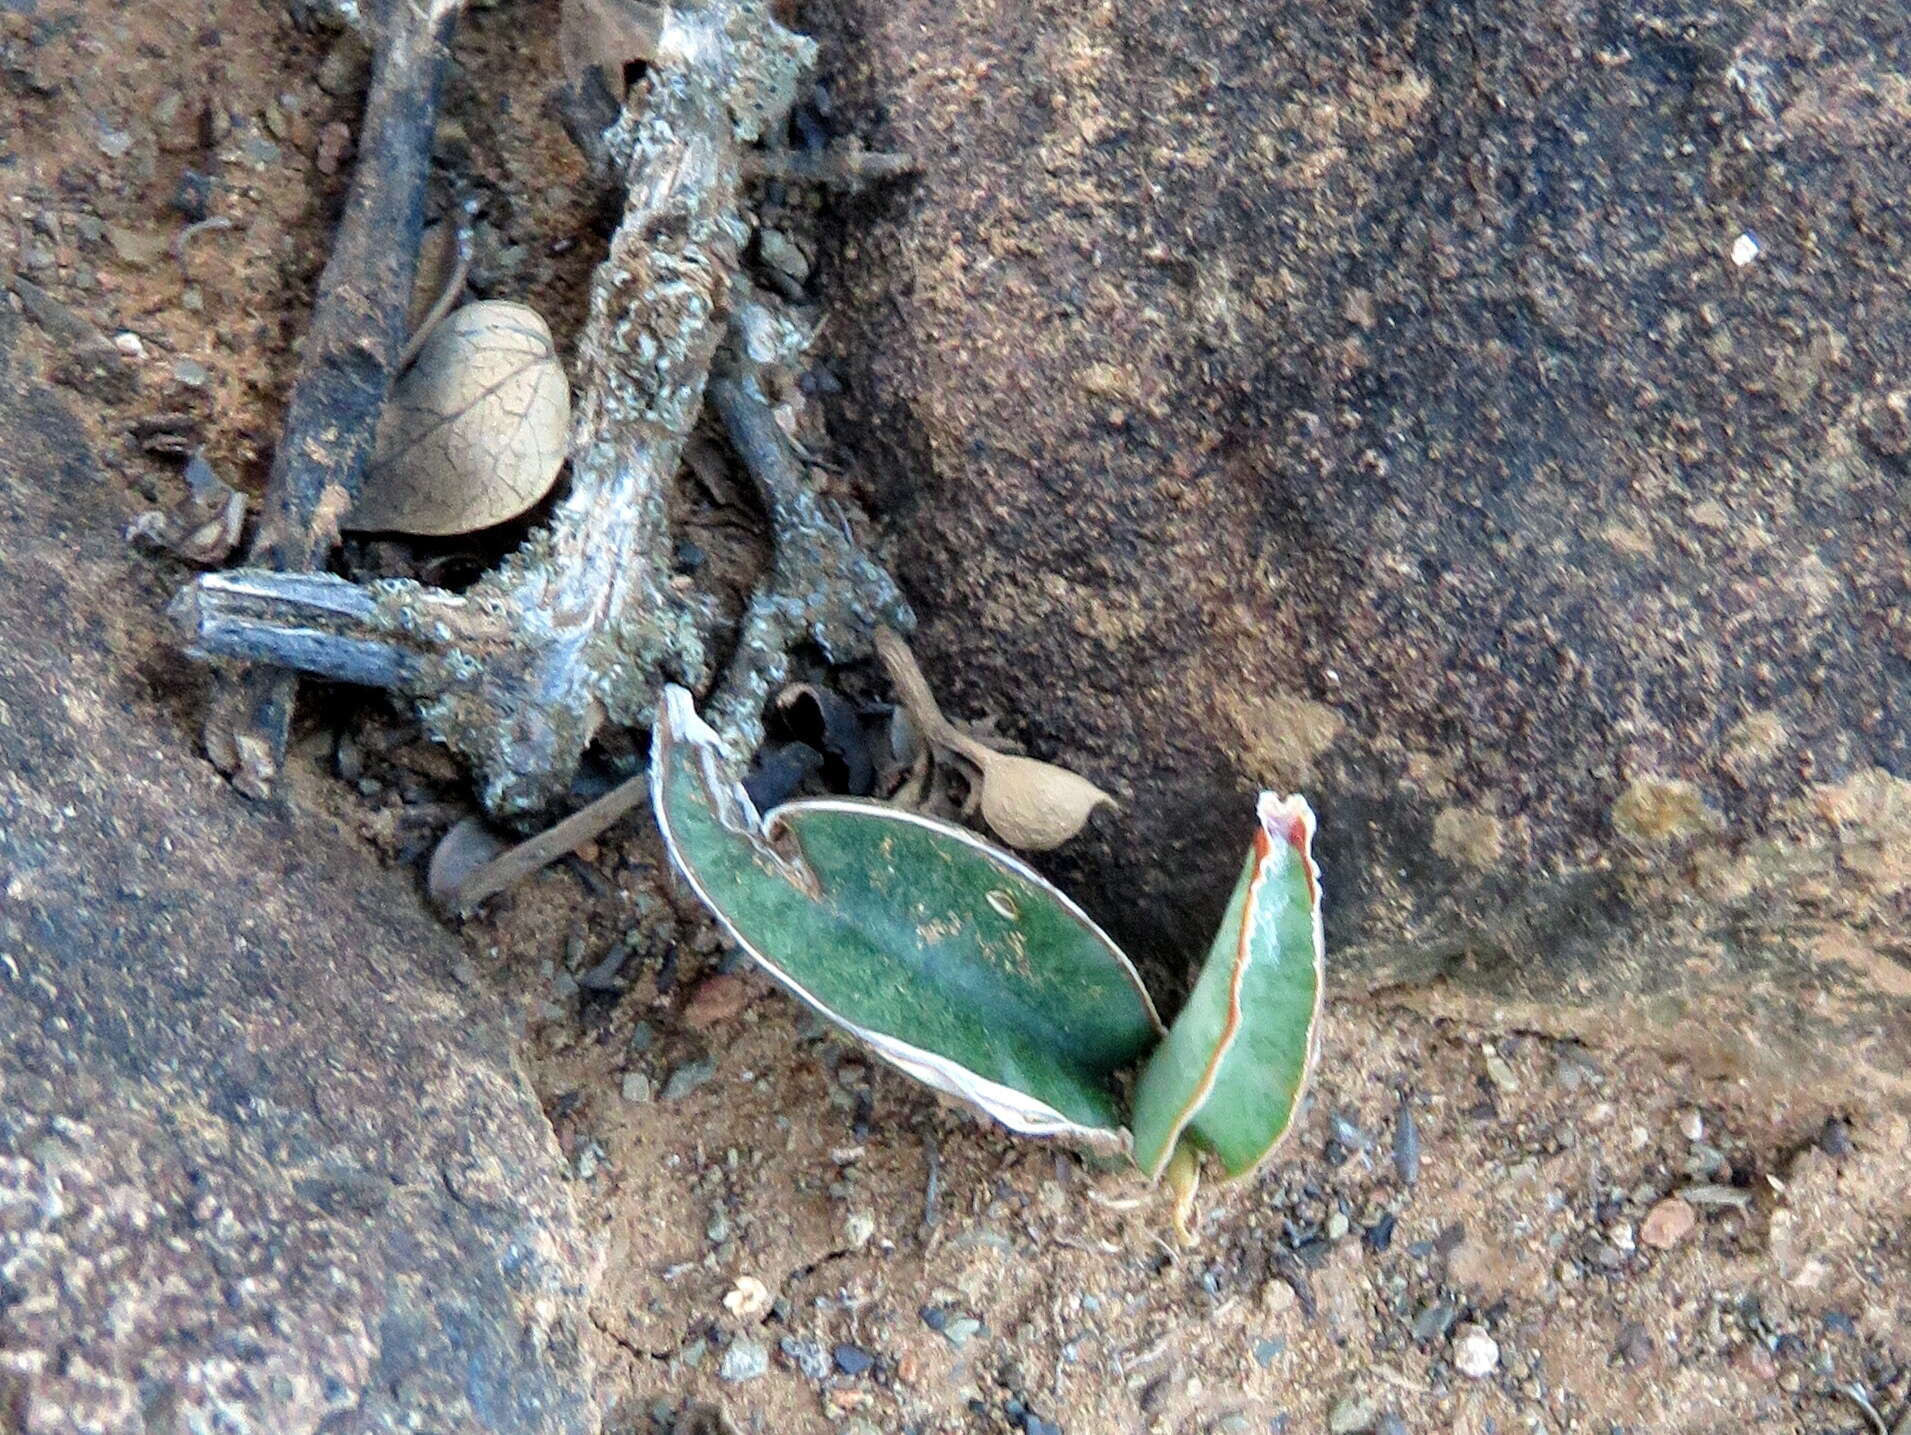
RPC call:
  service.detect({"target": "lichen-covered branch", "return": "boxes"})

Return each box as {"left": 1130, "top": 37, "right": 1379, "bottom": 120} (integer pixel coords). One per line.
{"left": 703, "top": 361, "right": 908, "bottom": 748}
{"left": 175, "top": 0, "right": 909, "bottom": 818}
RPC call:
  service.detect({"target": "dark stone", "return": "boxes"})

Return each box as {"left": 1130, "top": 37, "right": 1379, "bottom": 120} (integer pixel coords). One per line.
{"left": 1411, "top": 1301, "right": 1458, "bottom": 1344}
{"left": 815, "top": 0, "right": 1911, "bottom": 1099}
{"left": 832, "top": 1342, "right": 876, "bottom": 1376}
{"left": 0, "top": 313, "right": 594, "bottom": 1433}
{"left": 172, "top": 167, "right": 213, "bottom": 222}
{"left": 1818, "top": 1117, "right": 1854, "bottom": 1157}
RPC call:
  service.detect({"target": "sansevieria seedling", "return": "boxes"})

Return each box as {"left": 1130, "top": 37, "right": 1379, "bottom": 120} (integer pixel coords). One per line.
{"left": 650, "top": 685, "right": 1324, "bottom": 1213}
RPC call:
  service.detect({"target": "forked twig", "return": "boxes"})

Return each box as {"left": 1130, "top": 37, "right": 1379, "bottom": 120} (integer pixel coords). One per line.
{"left": 176, "top": 0, "right": 908, "bottom": 817}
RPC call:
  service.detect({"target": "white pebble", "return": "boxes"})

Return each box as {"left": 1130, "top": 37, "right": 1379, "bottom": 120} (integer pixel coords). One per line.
{"left": 112, "top": 331, "right": 145, "bottom": 358}
{"left": 1455, "top": 1328, "right": 1501, "bottom": 1379}
{"left": 1731, "top": 231, "right": 1760, "bottom": 267}
{"left": 722, "top": 1275, "right": 773, "bottom": 1321}
{"left": 840, "top": 1207, "right": 876, "bottom": 1249}
{"left": 1680, "top": 1109, "right": 1705, "bottom": 1142}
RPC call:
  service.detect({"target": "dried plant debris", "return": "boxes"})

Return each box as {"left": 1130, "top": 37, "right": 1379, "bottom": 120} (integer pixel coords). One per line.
{"left": 175, "top": 0, "right": 909, "bottom": 815}
{"left": 127, "top": 452, "right": 247, "bottom": 566}
{"left": 427, "top": 769, "right": 649, "bottom": 914}
{"left": 187, "top": 0, "right": 477, "bottom": 798}
{"left": 349, "top": 301, "right": 571, "bottom": 536}
{"left": 771, "top": 683, "right": 875, "bottom": 794}
{"left": 874, "top": 627, "right": 1117, "bottom": 851}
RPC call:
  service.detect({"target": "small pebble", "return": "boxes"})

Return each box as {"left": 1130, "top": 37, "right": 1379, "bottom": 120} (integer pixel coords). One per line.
{"left": 1680, "top": 1109, "right": 1705, "bottom": 1142}
{"left": 832, "top": 1343, "right": 875, "bottom": 1376}
{"left": 112, "top": 331, "right": 144, "bottom": 358}
{"left": 779, "top": 1336, "right": 831, "bottom": 1383}
{"left": 840, "top": 1207, "right": 876, "bottom": 1249}
{"left": 171, "top": 357, "right": 209, "bottom": 388}
{"left": 1454, "top": 1328, "right": 1500, "bottom": 1379}
{"left": 171, "top": 169, "right": 212, "bottom": 222}
{"left": 1329, "top": 1112, "right": 1370, "bottom": 1150}
{"left": 1411, "top": 1301, "right": 1457, "bottom": 1343}
{"left": 661, "top": 1056, "right": 717, "bottom": 1102}
{"left": 1392, "top": 1101, "right": 1421, "bottom": 1186}
{"left": 1326, "top": 1210, "right": 1350, "bottom": 1241}
{"left": 919, "top": 1305, "right": 948, "bottom": 1332}
{"left": 1818, "top": 1117, "right": 1852, "bottom": 1157}
{"left": 1022, "top": 1416, "right": 1062, "bottom": 1435}
{"left": 1375, "top": 1417, "right": 1408, "bottom": 1435}
{"left": 1481, "top": 1043, "right": 1518, "bottom": 1093}
{"left": 944, "top": 1316, "right": 982, "bottom": 1349}
{"left": 719, "top": 1338, "right": 769, "bottom": 1383}
{"left": 317, "top": 33, "right": 371, "bottom": 96}
{"left": 315, "top": 120, "right": 353, "bottom": 176}
{"left": 1327, "top": 1394, "right": 1377, "bottom": 1434}
{"left": 1735, "top": 1342, "right": 1777, "bottom": 1381}
{"left": 722, "top": 1276, "right": 772, "bottom": 1321}
{"left": 1252, "top": 1337, "right": 1284, "bottom": 1368}
{"left": 620, "top": 1072, "right": 652, "bottom": 1103}
{"left": 1640, "top": 1196, "right": 1697, "bottom": 1249}
{"left": 1680, "top": 1183, "right": 1752, "bottom": 1210}
{"left": 758, "top": 228, "right": 811, "bottom": 283}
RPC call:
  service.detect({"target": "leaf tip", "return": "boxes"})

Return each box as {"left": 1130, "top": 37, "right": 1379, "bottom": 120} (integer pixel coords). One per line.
{"left": 1255, "top": 791, "right": 1316, "bottom": 855}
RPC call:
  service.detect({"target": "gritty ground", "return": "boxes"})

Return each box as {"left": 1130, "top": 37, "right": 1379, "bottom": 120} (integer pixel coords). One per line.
{"left": 3, "top": 2, "right": 1906, "bottom": 1434}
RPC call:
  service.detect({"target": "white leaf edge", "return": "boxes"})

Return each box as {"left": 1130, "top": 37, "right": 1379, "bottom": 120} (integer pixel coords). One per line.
{"left": 651, "top": 684, "right": 1159, "bottom": 1154}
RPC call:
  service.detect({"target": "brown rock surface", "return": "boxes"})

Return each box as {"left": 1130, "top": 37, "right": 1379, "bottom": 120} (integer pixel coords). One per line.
{"left": 0, "top": 316, "right": 594, "bottom": 1434}
{"left": 813, "top": 0, "right": 1911, "bottom": 1094}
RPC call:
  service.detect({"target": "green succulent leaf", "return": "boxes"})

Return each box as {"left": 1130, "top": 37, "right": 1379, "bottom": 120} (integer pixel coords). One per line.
{"left": 1130, "top": 793, "right": 1325, "bottom": 1182}
{"left": 650, "top": 686, "right": 1164, "bottom": 1151}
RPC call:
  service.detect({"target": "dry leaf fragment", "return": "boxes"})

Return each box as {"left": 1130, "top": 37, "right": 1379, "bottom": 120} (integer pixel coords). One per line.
{"left": 126, "top": 450, "right": 247, "bottom": 565}
{"left": 349, "top": 301, "right": 571, "bottom": 536}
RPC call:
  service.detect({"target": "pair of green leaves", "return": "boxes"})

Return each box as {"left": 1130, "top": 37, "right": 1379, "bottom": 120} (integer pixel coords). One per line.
{"left": 650, "top": 685, "right": 1323, "bottom": 1184}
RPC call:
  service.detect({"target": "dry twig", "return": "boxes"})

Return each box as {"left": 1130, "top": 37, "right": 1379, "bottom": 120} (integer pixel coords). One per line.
{"left": 177, "top": 0, "right": 908, "bottom": 816}
{"left": 198, "top": 0, "right": 473, "bottom": 795}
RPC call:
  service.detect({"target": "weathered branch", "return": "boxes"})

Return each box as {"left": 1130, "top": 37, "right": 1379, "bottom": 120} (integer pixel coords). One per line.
{"left": 703, "top": 366, "right": 909, "bottom": 748}
{"left": 178, "top": 0, "right": 910, "bottom": 821}
{"left": 201, "top": 0, "right": 469, "bottom": 795}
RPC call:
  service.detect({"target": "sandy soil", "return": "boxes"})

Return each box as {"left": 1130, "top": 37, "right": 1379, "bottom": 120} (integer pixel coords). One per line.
{"left": 4, "top": 2, "right": 1905, "bottom": 1433}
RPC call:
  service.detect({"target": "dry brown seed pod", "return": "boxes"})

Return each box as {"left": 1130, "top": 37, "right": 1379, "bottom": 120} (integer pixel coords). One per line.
{"left": 963, "top": 748, "right": 1119, "bottom": 853}
{"left": 873, "top": 627, "right": 1117, "bottom": 851}
{"left": 349, "top": 300, "right": 571, "bottom": 536}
